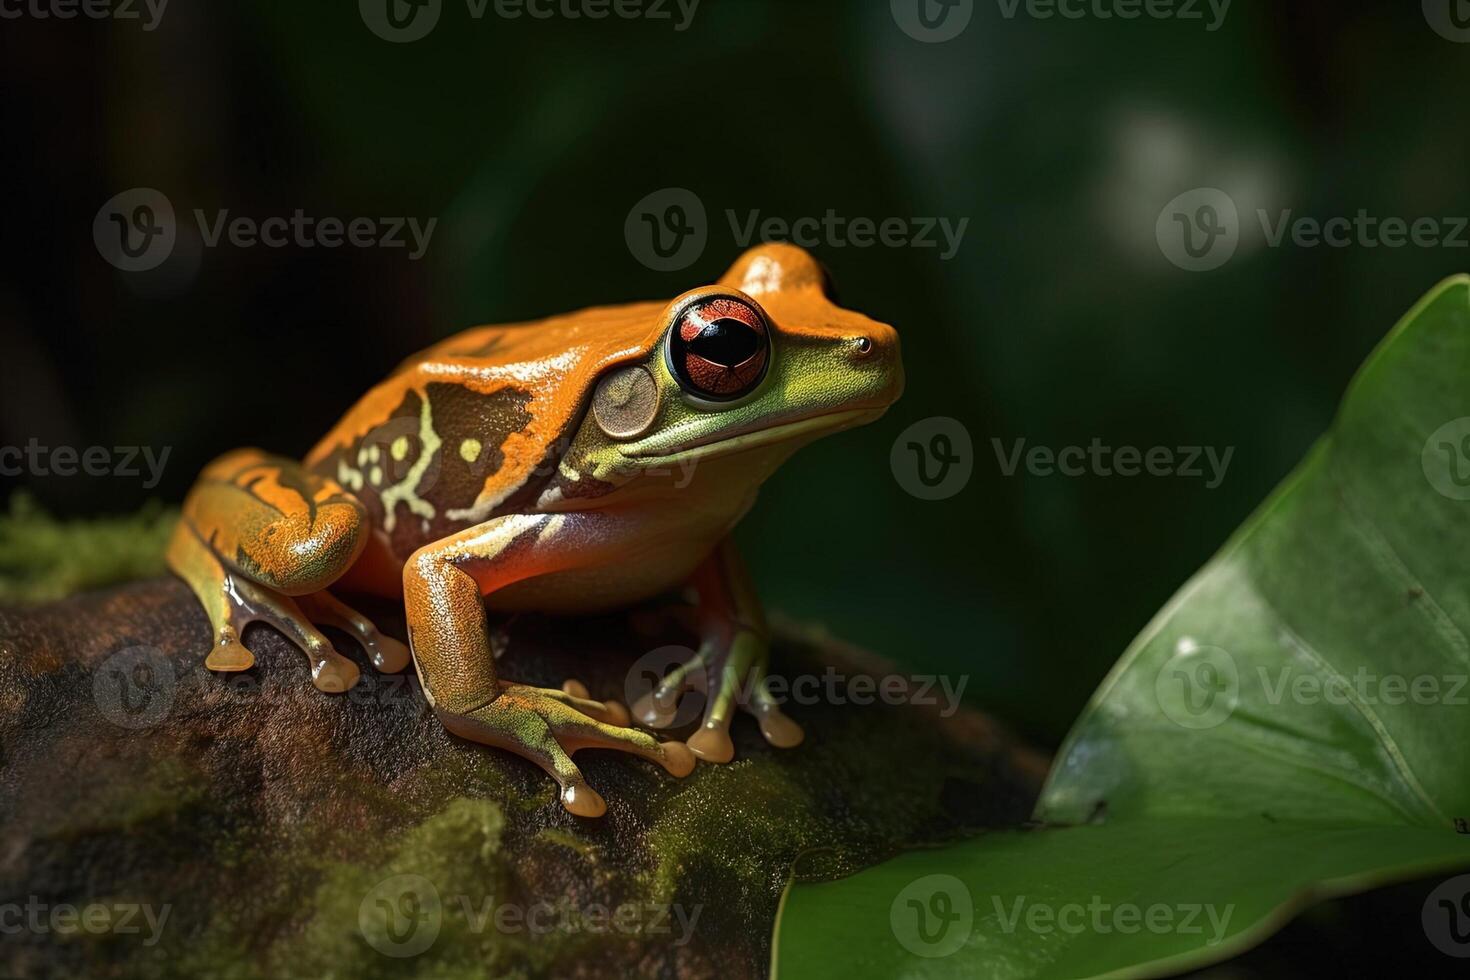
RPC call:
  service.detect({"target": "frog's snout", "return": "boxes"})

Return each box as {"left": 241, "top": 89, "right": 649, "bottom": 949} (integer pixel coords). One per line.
{"left": 849, "top": 319, "right": 904, "bottom": 406}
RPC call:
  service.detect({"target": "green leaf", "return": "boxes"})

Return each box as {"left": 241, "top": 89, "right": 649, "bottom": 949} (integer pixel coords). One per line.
{"left": 773, "top": 277, "right": 1470, "bottom": 978}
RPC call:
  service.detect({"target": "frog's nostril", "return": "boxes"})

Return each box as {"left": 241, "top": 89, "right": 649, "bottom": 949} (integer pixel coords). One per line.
{"left": 853, "top": 336, "right": 874, "bottom": 357}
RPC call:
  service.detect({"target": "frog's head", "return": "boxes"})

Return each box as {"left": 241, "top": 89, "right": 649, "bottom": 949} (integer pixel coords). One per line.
{"left": 574, "top": 244, "right": 903, "bottom": 486}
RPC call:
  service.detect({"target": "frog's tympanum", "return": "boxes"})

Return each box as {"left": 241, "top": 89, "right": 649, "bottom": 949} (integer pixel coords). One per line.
{"left": 166, "top": 244, "right": 904, "bottom": 816}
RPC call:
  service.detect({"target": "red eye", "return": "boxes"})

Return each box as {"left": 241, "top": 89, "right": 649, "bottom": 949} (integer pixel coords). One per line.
{"left": 668, "top": 296, "right": 770, "bottom": 400}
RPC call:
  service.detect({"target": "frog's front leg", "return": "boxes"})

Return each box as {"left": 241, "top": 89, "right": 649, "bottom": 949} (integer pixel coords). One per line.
{"left": 403, "top": 513, "right": 696, "bottom": 818}
{"left": 633, "top": 539, "right": 803, "bottom": 763}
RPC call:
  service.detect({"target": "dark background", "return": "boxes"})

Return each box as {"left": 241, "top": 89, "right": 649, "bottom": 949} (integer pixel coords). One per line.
{"left": 3, "top": 0, "right": 1469, "bottom": 755}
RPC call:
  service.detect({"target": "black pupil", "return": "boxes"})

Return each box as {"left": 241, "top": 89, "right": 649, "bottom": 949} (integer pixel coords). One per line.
{"left": 688, "top": 318, "right": 760, "bottom": 367}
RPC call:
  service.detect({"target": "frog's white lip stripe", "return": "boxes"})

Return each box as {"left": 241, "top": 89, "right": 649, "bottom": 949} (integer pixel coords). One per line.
{"left": 624, "top": 408, "right": 884, "bottom": 466}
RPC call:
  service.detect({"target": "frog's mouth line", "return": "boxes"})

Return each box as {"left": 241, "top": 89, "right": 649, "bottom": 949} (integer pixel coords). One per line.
{"left": 623, "top": 407, "right": 885, "bottom": 467}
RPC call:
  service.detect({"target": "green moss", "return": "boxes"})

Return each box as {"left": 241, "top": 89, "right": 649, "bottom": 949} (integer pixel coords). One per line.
{"left": 0, "top": 493, "right": 176, "bottom": 603}
{"left": 534, "top": 827, "right": 597, "bottom": 859}
{"left": 645, "top": 759, "right": 816, "bottom": 904}
{"left": 282, "top": 798, "right": 525, "bottom": 979}
{"left": 46, "top": 754, "right": 209, "bottom": 839}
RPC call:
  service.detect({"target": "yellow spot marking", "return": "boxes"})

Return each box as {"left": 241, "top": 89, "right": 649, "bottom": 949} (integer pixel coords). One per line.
{"left": 379, "top": 397, "right": 441, "bottom": 532}
{"left": 337, "top": 460, "right": 363, "bottom": 492}
{"left": 391, "top": 436, "right": 410, "bottom": 461}
{"left": 370, "top": 466, "right": 383, "bottom": 485}
{"left": 460, "top": 438, "right": 483, "bottom": 464}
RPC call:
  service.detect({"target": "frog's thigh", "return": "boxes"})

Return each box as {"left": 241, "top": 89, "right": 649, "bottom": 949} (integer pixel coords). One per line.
{"left": 183, "top": 448, "right": 368, "bottom": 596}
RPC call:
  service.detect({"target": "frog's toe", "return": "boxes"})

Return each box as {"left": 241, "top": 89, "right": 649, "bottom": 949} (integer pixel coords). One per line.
{"left": 631, "top": 658, "right": 701, "bottom": 729}
{"left": 749, "top": 690, "right": 804, "bottom": 749}
{"left": 296, "top": 591, "right": 411, "bottom": 674}
{"left": 686, "top": 725, "right": 735, "bottom": 763}
{"left": 685, "top": 630, "right": 804, "bottom": 761}
{"left": 532, "top": 679, "right": 633, "bottom": 727}
{"left": 440, "top": 683, "right": 692, "bottom": 818}
{"left": 204, "top": 634, "right": 254, "bottom": 673}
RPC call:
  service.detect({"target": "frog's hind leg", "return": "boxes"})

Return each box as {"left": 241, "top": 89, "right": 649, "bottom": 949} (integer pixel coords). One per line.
{"left": 166, "top": 449, "right": 372, "bottom": 693}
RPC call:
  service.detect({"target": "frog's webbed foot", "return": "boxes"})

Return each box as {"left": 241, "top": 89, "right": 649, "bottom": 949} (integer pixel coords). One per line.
{"left": 632, "top": 629, "right": 804, "bottom": 763}
{"left": 439, "top": 684, "right": 695, "bottom": 817}
{"left": 296, "top": 591, "right": 411, "bottom": 674}
{"left": 224, "top": 578, "right": 364, "bottom": 693}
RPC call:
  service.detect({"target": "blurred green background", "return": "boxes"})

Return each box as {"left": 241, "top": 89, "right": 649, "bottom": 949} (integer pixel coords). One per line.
{"left": 3, "top": 0, "right": 1470, "bottom": 748}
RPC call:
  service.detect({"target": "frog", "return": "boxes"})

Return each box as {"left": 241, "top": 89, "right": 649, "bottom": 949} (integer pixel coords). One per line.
{"left": 165, "top": 242, "right": 904, "bottom": 817}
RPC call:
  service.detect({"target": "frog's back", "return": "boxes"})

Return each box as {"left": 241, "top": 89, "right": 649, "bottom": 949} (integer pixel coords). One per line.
{"left": 305, "top": 301, "right": 665, "bottom": 560}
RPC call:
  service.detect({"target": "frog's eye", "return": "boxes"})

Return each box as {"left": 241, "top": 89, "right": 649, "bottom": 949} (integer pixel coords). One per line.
{"left": 667, "top": 296, "right": 770, "bottom": 401}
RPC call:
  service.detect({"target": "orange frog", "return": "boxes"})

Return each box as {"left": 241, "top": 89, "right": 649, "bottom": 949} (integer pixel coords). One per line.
{"left": 166, "top": 243, "right": 903, "bottom": 816}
